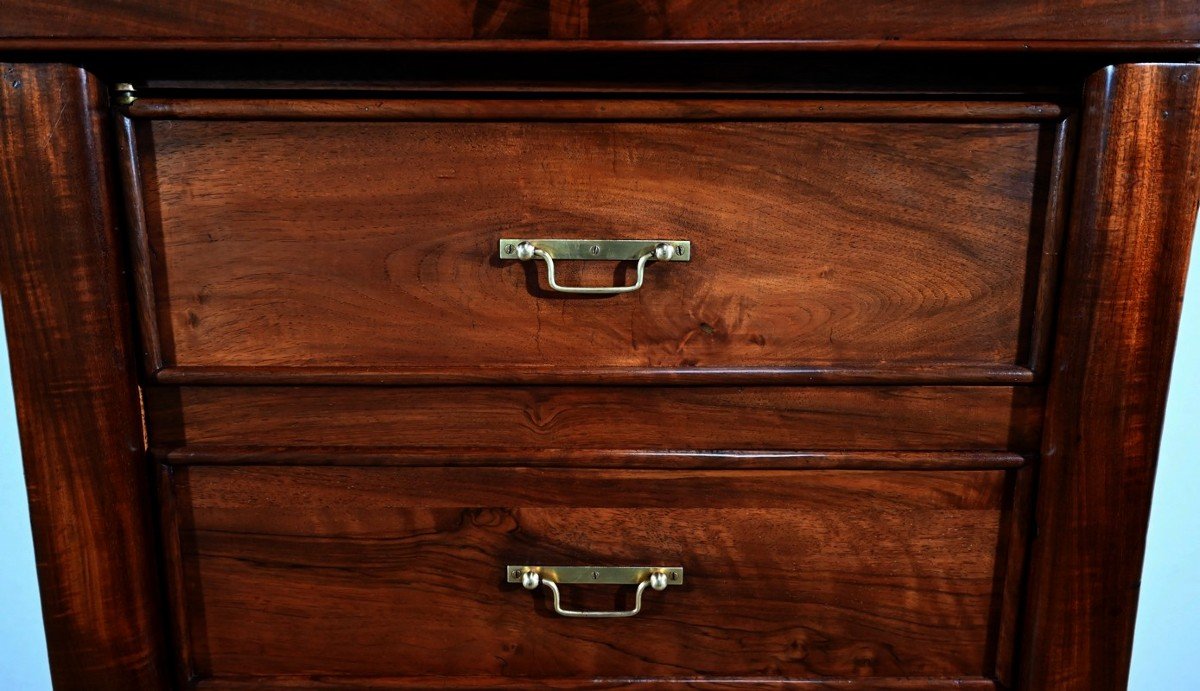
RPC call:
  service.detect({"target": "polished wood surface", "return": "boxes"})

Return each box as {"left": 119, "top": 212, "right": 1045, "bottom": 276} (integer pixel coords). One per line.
{"left": 0, "top": 64, "right": 168, "bottom": 689}
{"left": 0, "top": 0, "right": 1197, "bottom": 45}
{"left": 1019, "top": 63, "right": 1200, "bottom": 691}
{"left": 2, "top": 8, "right": 1198, "bottom": 688}
{"left": 133, "top": 110, "right": 1059, "bottom": 381}
{"left": 166, "top": 465, "right": 1018, "bottom": 682}
{"left": 145, "top": 385, "right": 1043, "bottom": 452}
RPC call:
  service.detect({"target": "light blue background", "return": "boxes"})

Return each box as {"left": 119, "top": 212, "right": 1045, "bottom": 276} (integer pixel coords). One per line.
{"left": 1, "top": 229, "right": 1197, "bottom": 688}
{"left": 0, "top": 305, "right": 52, "bottom": 689}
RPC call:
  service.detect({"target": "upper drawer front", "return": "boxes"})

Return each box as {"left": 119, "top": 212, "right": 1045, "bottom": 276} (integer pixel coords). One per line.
{"left": 126, "top": 98, "right": 1065, "bottom": 383}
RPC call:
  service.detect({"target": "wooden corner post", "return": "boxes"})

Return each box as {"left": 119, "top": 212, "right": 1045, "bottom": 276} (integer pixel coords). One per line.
{"left": 1021, "top": 63, "right": 1200, "bottom": 690}
{"left": 0, "top": 64, "right": 168, "bottom": 689}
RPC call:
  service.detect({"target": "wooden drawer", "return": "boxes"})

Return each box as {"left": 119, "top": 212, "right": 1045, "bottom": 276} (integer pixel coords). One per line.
{"left": 123, "top": 96, "right": 1069, "bottom": 384}
{"left": 161, "top": 463, "right": 1028, "bottom": 687}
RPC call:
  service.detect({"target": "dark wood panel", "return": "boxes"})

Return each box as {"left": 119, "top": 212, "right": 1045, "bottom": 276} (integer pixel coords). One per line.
{"left": 169, "top": 466, "right": 1016, "bottom": 682}
{"left": 158, "top": 466, "right": 194, "bottom": 691}
{"left": 136, "top": 114, "right": 1054, "bottom": 378}
{"left": 1020, "top": 63, "right": 1200, "bottom": 691}
{"left": 0, "top": 0, "right": 1197, "bottom": 43}
{"left": 0, "top": 64, "right": 168, "bottom": 689}
{"left": 144, "top": 386, "right": 1043, "bottom": 452}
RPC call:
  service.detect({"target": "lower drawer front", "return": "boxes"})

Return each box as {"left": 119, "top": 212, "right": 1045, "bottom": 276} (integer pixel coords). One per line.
{"left": 166, "top": 466, "right": 1020, "bottom": 685}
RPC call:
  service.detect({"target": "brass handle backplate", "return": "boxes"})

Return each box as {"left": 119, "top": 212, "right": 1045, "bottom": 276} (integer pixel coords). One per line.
{"left": 507, "top": 565, "right": 683, "bottom": 618}
{"left": 499, "top": 238, "right": 691, "bottom": 294}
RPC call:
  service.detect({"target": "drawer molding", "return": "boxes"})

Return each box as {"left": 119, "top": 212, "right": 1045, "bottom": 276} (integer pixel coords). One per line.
{"left": 122, "top": 96, "right": 1064, "bottom": 122}
{"left": 151, "top": 447, "right": 1029, "bottom": 471}
{"left": 150, "top": 363, "right": 1037, "bottom": 386}
{"left": 115, "top": 99, "right": 1072, "bottom": 385}
{"left": 186, "top": 673, "right": 1002, "bottom": 689}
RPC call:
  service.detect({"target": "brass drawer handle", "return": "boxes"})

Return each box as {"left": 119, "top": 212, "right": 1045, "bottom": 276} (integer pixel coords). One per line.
{"left": 500, "top": 238, "right": 691, "bottom": 294}
{"left": 508, "top": 565, "right": 683, "bottom": 618}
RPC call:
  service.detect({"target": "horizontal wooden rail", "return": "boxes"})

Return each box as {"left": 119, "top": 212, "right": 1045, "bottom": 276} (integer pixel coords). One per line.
{"left": 152, "top": 447, "right": 1030, "bottom": 470}
{"left": 151, "top": 364, "right": 1037, "bottom": 386}
{"left": 124, "top": 97, "right": 1063, "bottom": 121}
{"left": 4, "top": 37, "right": 1200, "bottom": 53}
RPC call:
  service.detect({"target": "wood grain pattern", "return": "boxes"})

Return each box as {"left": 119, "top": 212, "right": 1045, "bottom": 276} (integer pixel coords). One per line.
{"left": 135, "top": 112, "right": 1056, "bottom": 380}
{"left": 144, "top": 385, "right": 1043, "bottom": 452}
{"left": 0, "top": 0, "right": 1197, "bottom": 44}
{"left": 1019, "top": 63, "right": 1200, "bottom": 691}
{"left": 168, "top": 466, "right": 1016, "bottom": 682}
{"left": 0, "top": 64, "right": 168, "bottom": 689}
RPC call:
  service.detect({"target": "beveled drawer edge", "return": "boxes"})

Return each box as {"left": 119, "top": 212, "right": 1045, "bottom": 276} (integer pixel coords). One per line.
{"left": 121, "top": 95, "right": 1063, "bottom": 121}
{"left": 150, "top": 446, "right": 1029, "bottom": 470}
{"left": 186, "top": 673, "right": 999, "bottom": 689}
{"left": 150, "top": 363, "right": 1036, "bottom": 386}
{"left": 10, "top": 36, "right": 1200, "bottom": 53}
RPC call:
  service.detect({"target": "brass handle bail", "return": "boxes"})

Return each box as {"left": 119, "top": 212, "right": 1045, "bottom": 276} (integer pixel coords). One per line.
{"left": 508, "top": 565, "right": 683, "bottom": 618}
{"left": 500, "top": 238, "right": 690, "bottom": 295}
